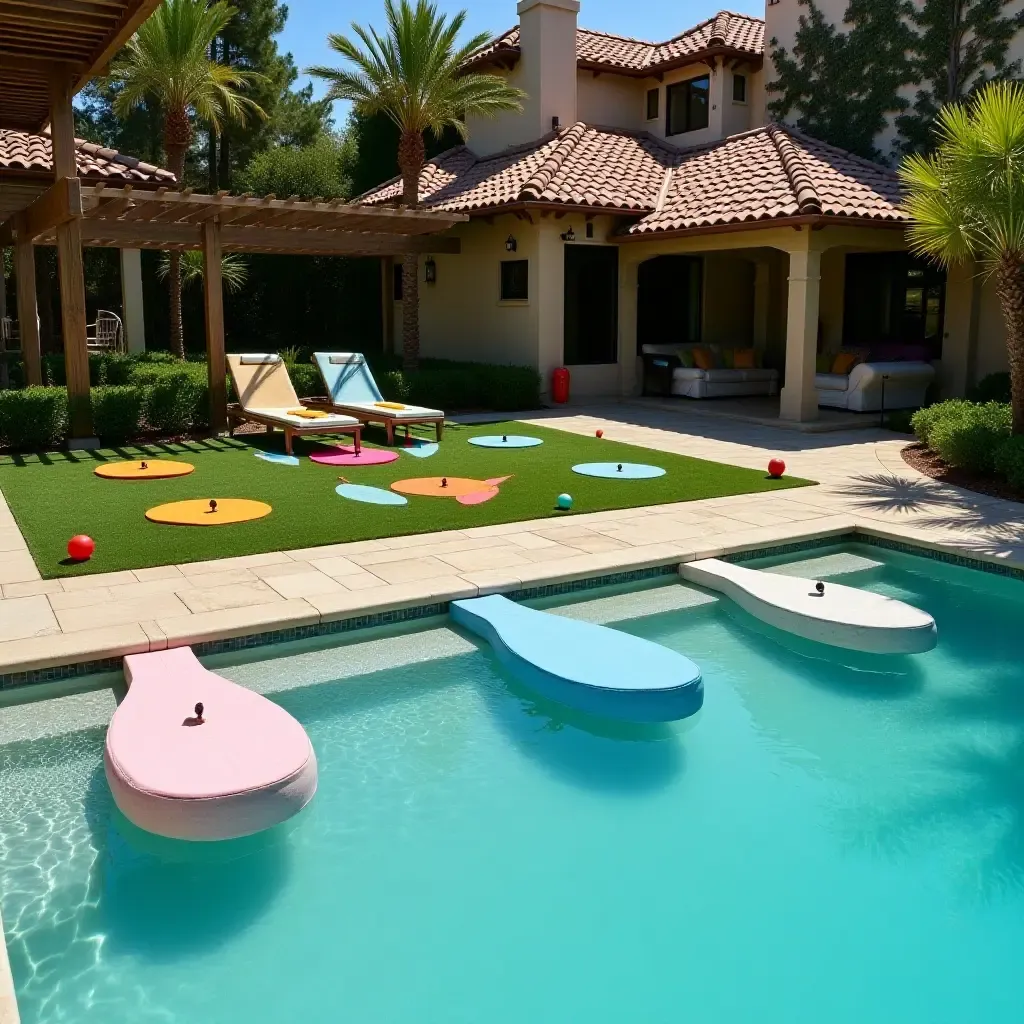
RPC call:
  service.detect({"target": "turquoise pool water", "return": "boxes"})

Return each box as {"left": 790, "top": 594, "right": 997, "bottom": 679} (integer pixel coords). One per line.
{"left": 1, "top": 545, "right": 1023, "bottom": 1022}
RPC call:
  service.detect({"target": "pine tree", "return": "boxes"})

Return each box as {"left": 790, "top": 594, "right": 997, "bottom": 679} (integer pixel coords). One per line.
{"left": 207, "top": 0, "right": 333, "bottom": 191}
{"left": 895, "top": 0, "right": 1022, "bottom": 155}
{"left": 768, "top": 0, "right": 916, "bottom": 161}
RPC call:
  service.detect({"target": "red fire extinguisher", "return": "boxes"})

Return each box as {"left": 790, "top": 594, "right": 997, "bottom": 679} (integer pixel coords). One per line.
{"left": 551, "top": 366, "right": 570, "bottom": 404}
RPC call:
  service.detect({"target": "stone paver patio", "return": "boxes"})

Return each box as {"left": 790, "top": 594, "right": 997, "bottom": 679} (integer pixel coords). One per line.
{"left": 0, "top": 402, "right": 1022, "bottom": 677}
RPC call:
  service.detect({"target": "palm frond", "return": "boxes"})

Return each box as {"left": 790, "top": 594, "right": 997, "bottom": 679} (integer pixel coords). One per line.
{"left": 157, "top": 250, "right": 249, "bottom": 293}
{"left": 900, "top": 81, "right": 1024, "bottom": 274}
{"left": 307, "top": 0, "right": 524, "bottom": 138}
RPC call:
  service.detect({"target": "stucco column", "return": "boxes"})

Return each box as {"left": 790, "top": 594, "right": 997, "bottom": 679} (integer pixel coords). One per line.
{"left": 779, "top": 246, "right": 821, "bottom": 422}
{"left": 618, "top": 258, "right": 639, "bottom": 395}
{"left": 535, "top": 219, "right": 565, "bottom": 398}
{"left": 120, "top": 248, "right": 146, "bottom": 353}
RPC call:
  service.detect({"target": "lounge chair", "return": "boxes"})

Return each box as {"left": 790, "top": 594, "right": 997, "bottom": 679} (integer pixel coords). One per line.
{"left": 312, "top": 352, "right": 445, "bottom": 445}
{"left": 226, "top": 353, "right": 362, "bottom": 456}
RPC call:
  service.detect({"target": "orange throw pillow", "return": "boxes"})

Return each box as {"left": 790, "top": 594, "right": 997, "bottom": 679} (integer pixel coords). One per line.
{"left": 732, "top": 348, "right": 756, "bottom": 369}
{"left": 831, "top": 352, "right": 860, "bottom": 375}
{"left": 692, "top": 347, "right": 716, "bottom": 371}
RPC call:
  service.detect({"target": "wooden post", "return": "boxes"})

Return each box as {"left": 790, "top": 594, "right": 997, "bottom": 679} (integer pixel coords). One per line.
{"left": 12, "top": 223, "right": 41, "bottom": 386}
{"left": 202, "top": 220, "right": 227, "bottom": 432}
{"left": 381, "top": 256, "right": 395, "bottom": 355}
{"left": 49, "top": 68, "right": 93, "bottom": 440}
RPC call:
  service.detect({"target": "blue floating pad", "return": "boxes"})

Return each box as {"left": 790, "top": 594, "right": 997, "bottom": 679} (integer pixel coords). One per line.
{"left": 572, "top": 462, "right": 666, "bottom": 480}
{"left": 335, "top": 483, "right": 408, "bottom": 505}
{"left": 402, "top": 441, "right": 439, "bottom": 458}
{"left": 254, "top": 451, "right": 300, "bottom": 466}
{"left": 451, "top": 594, "right": 702, "bottom": 723}
{"left": 468, "top": 435, "right": 544, "bottom": 449}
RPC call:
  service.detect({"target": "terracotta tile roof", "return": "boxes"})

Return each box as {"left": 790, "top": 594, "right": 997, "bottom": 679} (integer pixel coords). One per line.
{"left": 0, "top": 129, "right": 176, "bottom": 184}
{"left": 630, "top": 126, "right": 906, "bottom": 235}
{"left": 359, "top": 123, "right": 906, "bottom": 236}
{"left": 463, "top": 12, "right": 764, "bottom": 75}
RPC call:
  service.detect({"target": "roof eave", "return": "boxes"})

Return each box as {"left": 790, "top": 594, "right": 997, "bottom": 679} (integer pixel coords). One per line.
{"left": 618, "top": 213, "right": 909, "bottom": 241}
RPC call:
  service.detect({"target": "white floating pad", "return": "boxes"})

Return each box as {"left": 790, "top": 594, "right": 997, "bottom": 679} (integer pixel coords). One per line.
{"left": 451, "top": 594, "right": 703, "bottom": 722}
{"left": 679, "top": 558, "right": 937, "bottom": 654}
{"left": 572, "top": 462, "right": 666, "bottom": 479}
{"left": 468, "top": 435, "right": 543, "bottom": 448}
{"left": 335, "top": 483, "right": 408, "bottom": 505}
{"left": 254, "top": 451, "right": 299, "bottom": 466}
{"left": 105, "top": 647, "right": 317, "bottom": 840}
{"left": 401, "top": 440, "right": 439, "bottom": 458}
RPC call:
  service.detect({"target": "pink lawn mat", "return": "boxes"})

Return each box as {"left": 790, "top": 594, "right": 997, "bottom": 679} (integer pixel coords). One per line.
{"left": 105, "top": 647, "right": 317, "bottom": 841}
{"left": 309, "top": 445, "right": 398, "bottom": 466}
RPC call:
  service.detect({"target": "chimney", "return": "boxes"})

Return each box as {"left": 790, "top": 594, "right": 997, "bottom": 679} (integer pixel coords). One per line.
{"left": 516, "top": 0, "right": 579, "bottom": 140}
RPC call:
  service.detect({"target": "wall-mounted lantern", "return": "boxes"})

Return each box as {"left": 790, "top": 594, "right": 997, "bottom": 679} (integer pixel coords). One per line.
{"left": 505, "top": 234, "right": 517, "bottom": 252}
{"left": 424, "top": 257, "right": 437, "bottom": 284}
{"left": 560, "top": 226, "right": 576, "bottom": 242}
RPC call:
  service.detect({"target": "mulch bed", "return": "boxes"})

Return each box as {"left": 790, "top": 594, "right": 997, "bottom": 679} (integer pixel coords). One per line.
{"left": 902, "top": 442, "right": 1024, "bottom": 504}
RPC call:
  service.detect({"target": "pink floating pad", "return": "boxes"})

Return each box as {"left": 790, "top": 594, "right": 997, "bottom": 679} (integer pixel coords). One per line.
{"left": 105, "top": 647, "right": 317, "bottom": 841}
{"left": 309, "top": 445, "right": 398, "bottom": 466}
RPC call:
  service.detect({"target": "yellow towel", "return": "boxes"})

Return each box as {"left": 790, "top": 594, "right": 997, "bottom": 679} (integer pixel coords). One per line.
{"left": 374, "top": 401, "right": 406, "bottom": 410}
{"left": 287, "top": 408, "right": 328, "bottom": 419}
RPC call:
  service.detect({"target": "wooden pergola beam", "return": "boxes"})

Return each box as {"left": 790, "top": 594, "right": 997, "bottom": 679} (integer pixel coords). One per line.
{"left": 67, "top": 218, "right": 462, "bottom": 255}
{"left": 17, "top": 175, "right": 82, "bottom": 241}
{"left": 201, "top": 219, "right": 227, "bottom": 433}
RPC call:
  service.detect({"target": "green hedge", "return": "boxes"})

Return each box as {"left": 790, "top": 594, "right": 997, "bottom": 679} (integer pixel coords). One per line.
{"left": 91, "top": 386, "right": 147, "bottom": 444}
{"left": 375, "top": 360, "right": 540, "bottom": 412}
{"left": 995, "top": 435, "right": 1024, "bottom": 490}
{"left": 968, "top": 372, "right": 1012, "bottom": 404}
{"left": 0, "top": 387, "right": 69, "bottom": 450}
{"left": 913, "top": 399, "right": 1012, "bottom": 473}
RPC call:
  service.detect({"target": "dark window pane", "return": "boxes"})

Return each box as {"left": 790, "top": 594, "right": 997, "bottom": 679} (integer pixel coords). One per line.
{"left": 666, "top": 76, "right": 710, "bottom": 135}
{"left": 646, "top": 88, "right": 659, "bottom": 120}
{"left": 688, "top": 77, "right": 710, "bottom": 131}
{"left": 733, "top": 74, "right": 746, "bottom": 103}
{"left": 500, "top": 260, "right": 528, "bottom": 301}
{"left": 393, "top": 264, "right": 403, "bottom": 301}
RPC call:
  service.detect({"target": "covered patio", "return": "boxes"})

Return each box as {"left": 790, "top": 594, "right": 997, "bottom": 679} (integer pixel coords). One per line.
{"left": 0, "top": 0, "right": 464, "bottom": 443}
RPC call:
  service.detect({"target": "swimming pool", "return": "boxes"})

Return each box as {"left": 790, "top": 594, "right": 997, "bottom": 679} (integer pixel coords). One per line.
{"left": 1, "top": 544, "right": 1022, "bottom": 1022}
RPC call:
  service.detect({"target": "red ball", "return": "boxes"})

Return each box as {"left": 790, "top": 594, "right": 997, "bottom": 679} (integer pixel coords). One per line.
{"left": 67, "top": 535, "right": 95, "bottom": 561}
{"left": 768, "top": 458, "right": 786, "bottom": 479}
{"left": 596, "top": 429, "right": 604, "bottom": 438}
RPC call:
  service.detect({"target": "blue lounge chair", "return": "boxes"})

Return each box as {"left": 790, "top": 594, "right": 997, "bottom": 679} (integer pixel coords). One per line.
{"left": 312, "top": 352, "right": 445, "bottom": 445}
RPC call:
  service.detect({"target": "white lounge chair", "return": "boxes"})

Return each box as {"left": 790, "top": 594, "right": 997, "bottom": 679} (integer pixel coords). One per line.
{"left": 226, "top": 353, "right": 362, "bottom": 455}
{"left": 312, "top": 352, "right": 445, "bottom": 445}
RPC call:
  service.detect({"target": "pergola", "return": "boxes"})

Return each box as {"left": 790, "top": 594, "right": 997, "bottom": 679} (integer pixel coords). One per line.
{"left": 0, "top": 0, "right": 464, "bottom": 441}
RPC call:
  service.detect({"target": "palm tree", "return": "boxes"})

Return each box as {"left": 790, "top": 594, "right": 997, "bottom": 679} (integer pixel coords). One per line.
{"left": 900, "top": 81, "right": 1024, "bottom": 433}
{"left": 111, "top": 0, "right": 264, "bottom": 358}
{"left": 308, "top": 0, "right": 524, "bottom": 371}
{"left": 157, "top": 250, "right": 249, "bottom": 293}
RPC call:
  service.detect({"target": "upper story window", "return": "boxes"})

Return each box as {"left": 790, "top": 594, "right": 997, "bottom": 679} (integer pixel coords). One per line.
{"left": 646, "top": 87, "right": 659, "bottom": 121}
{"left": 732, "top": 74, "right": 747, "bottom": 103}
{"left": 666, "top": 75, "right": 710, "bottom": 136}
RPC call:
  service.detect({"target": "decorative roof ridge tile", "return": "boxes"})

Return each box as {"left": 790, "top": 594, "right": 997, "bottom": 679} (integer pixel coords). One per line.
{"left": 654, "top": 166, "right": 675, "bottom": 213}
{"left": 767, "top": 124, "right": 822, "bottom": 215}
{"left": 707, "top": 12, "right": 733, "bottom": 46}
{"left": 519, "top": 122, "right": 589, "bottom": 201}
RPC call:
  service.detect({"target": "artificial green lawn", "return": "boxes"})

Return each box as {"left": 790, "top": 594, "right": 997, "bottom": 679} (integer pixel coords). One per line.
{"left": 0, "top": 421, "right": 814, "bottom": 578}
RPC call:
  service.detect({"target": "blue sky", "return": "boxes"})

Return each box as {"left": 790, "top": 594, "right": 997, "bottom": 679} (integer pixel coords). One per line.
{"left": 278, "top": 0, "right": 764, "bottom": 126}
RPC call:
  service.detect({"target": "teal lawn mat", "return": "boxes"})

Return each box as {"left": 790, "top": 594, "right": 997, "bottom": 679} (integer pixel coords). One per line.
{"left": 0, "top": 421, "right": 814, "bottom": 578}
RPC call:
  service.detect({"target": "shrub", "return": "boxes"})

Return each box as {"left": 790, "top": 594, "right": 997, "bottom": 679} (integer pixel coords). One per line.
{"left": 995, "top": 435, "right": 1024, "bottom": 490}
{"left": 137, "top": 367, "right": 207, "bottom": 433}
{"left": 929, "top": 401, "right": 1012, "bottom": 472}
{"left": 289, "top": 363, "right": 322, "bottom": 398}
{"left": 91, "top": 386, "right": 146, "bottom": 443}
{"left": 0, "top": 387, "right": 68, "bottom": 450}
{"left": 374, "top": 361, "right": 540, "bottom": 412}
{"left": 911, "top": 399, "right": 973, "bottom": 447}
{"left": 969, "top": 372, "right": 1012, "bottom": 404}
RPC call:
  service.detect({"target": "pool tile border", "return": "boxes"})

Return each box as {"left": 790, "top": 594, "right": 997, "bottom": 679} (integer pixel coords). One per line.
{"left": 3, "top": 526, "right": 1024, "bottom": 689}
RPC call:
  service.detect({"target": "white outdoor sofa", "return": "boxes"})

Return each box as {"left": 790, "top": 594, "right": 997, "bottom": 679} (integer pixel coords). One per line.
{"left": 815, "top": 360, "right": 936, "bottom": 412}
{"left": 641, "top": 343, "right": 779, "bottom": 399}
